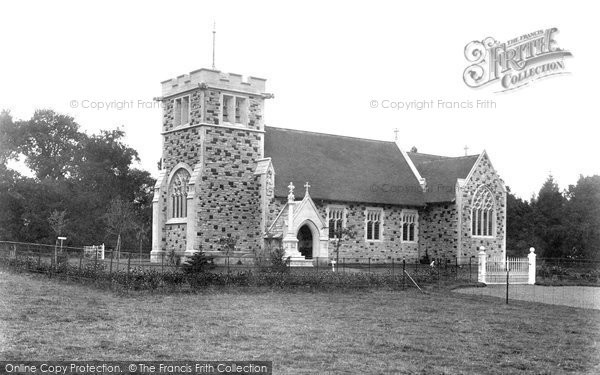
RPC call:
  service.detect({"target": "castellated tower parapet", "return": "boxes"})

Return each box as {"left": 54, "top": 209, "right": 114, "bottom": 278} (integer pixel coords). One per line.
{"left": 161, "top": 68, "right": 267, "bottom": 98}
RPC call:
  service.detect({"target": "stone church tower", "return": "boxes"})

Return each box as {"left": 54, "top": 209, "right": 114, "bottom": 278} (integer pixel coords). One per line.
{"left": 151, "top": 69, "right": 271, "bottom": 261}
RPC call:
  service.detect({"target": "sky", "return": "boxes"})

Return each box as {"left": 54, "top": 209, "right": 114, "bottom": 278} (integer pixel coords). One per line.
{"left": 0, "top": 0, "right": 598, "bottom": 200}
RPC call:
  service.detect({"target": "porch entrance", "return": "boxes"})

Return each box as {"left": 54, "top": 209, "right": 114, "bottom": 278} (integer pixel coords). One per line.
{"left": 297, "top": 224, "right": 313, "bottom": 259}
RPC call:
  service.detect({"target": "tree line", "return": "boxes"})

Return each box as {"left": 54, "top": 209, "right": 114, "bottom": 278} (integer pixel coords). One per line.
{"left": 507, "top": 175, "right": 600, "bottom": 259}
{"left": 0, "top": 109, "right": 155, "bottom": 252}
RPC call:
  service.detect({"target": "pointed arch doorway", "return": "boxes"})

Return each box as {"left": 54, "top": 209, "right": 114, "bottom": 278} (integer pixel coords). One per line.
{"left": 297, "top": 224, "right": 313, "bottom": 259}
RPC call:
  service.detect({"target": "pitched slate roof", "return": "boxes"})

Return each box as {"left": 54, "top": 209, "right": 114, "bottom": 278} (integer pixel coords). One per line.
{"left": 407, "top": 152, "right": 480, "bottom": 203}
{"left": 264, "top": 126, "right": 425, "bottom": 206}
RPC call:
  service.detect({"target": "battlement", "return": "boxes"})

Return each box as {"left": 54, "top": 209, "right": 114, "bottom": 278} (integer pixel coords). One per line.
{"left": 161, "top": 68, "right": 267, "bottom": 97}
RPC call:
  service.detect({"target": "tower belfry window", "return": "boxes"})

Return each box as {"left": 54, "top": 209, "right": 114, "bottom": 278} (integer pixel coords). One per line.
{"left": 174, "top": 96, "right": 190, "bottom": 127}
{"left": 221, "top": 94, "right": 247, "bottom": 125}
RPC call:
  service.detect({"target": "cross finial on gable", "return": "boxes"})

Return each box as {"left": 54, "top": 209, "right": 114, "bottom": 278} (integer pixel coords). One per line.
{"left": 287, "top": 182, "right": 295, "bottom": 202}
{"left": 393, "top": 128, "right": 399, "bottom": 141}
{"left": 304, "top": 181, "right": 311, "bottom": 197}
{"left": 464, "top": 145, "right": 469, "bottom": 156}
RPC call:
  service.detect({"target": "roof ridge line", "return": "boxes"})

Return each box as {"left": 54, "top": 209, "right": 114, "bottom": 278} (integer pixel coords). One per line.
{"left": 409, "top": 151, "right": 481, "bottom": 159}
{"left": 265, "top": 125, "right": 395, "bottom": 145}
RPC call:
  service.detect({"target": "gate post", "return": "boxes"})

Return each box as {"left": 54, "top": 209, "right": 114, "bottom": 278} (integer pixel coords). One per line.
{"left": 478, "top": 246, "right": 486, "bottom": 283}
{"left": 528, "top": 247, "right": 536, "bottom": 285}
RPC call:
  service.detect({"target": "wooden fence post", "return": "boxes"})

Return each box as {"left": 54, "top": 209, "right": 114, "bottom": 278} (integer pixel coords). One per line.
{"left": 478, "top": 246, "right": 486, "bottom": 283}
{"left": 455, "top": 257, "right": 458, "bottom": 280}
{"left": 127, "top": 253, "right": 131, "bottom": 276}
{"left": 469, "top": 257, "right": 472, "bottom": 282}
{"left": 506, "top": 268, "right": 510, "bottom": 304}
{"left": 528, "top": 247, "right": 536, "bottom": 285}
{"left": 402, "top": 259, "right": 406, "bottom": 289}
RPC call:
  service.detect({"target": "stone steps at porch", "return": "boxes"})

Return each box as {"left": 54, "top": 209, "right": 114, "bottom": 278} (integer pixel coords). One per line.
{"left": 288, "top": 257, "right": 314, "bottom": 267}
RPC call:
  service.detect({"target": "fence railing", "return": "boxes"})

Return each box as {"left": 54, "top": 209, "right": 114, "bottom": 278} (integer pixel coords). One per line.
{"left": 0, "top": 241, "right": 484, "bottom": 289}
{"left": 1, "top": 241, "right": 598, "bottom": 289}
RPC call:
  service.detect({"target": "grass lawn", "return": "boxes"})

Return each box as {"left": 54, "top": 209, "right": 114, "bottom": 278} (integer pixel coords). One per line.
{"left": 1, "top": 270, "right": 599, "bottom": 374}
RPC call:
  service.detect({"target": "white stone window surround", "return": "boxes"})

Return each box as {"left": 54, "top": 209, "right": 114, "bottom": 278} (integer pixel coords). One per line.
{"left": 326, "top": 205, "right": 348, "bottom": 239}
{"left": 166, "top": 166, "right": 191, "bottom": 225}
{"left": 173, "top": 95, "right": 191, "bottom": 127}
{"left": 471, "top": 185, "right": 496, "bottom": 238}
{"left": 401, "top": 209, "right": 419, "bottom": 243}
{"left": 364, "top": 207, "right": 384, "bottom": 242}
{"left": 220, "top": 92, "right": 248, "bottom": 126}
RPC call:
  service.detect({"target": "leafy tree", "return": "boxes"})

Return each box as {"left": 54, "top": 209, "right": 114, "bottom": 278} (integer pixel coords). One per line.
{"left": 0, "top": 109, "right": 154, "bottom": 249}
{"left": 331, "top": 225, "right": 357, "bottom": 266}
{"left": 564, "top": 175, "right": 600, "bottom": 259}
{"left": 219, "top": 237, "right": 237, "bottom": 256}
{"left": 0, "top": 173, "right": 24, "bottom": 241}
{"left": 15, "top": 109, "right": 84, "bottom": 180}
{"left": 506, "top": 186, "right": 534, "bottom": 256}
{"left": 103, "top": 197, "right": 136, "bottom": 252}
{"left": 506, "top": 175, "right": 600, "bottom": 259}
{"left": 530, "top": 175, "right": 567, "bottom": 257}
{"left": 12, "top": 178, "right": 72, "bottom": 244}
{"left": 48, "top": 210, "right": 68, "bottom": 237}
{"left": 0, "top": 110, "right": 19, "bottom": 166}
{"left": 135, "top": 222, "right": 149, "bottom": 259}
{"left": 0, "top": 111, "right": 24, "bottom": 241}
{"left": 166, "top": 248, "right": 181, "bottom": 266}
{"left": 77, "top": 129, "right": 138, "bottom": 190}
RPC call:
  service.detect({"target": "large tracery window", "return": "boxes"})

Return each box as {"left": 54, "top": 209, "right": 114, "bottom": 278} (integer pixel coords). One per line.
{"left": 471, "top": 186, "right": 495, "bottom": 237}
{"left": 169, "top": 168, "right": 190, "bottom": 219}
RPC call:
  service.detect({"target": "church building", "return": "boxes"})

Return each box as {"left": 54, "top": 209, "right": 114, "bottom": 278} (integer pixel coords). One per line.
{"left": 151, "top": 68, "right": 506, "bottom": 265}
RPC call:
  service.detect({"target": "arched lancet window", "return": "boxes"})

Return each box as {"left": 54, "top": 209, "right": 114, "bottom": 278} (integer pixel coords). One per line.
{"left": 401, "top": 210, "right": 418, "bottom": 242}
{"left": 169, "top": 168, "right": 190, "bottom": 219}
{"left": 471, "top": 186, "right": 495, "bottom": 237}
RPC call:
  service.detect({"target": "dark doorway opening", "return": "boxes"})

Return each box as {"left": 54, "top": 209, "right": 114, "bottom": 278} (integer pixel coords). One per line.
{"left": 297, "top": 225, "right": 313, "bottom": 259}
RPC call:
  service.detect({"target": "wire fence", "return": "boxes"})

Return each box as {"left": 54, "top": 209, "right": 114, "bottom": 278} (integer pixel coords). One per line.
{"left": 0, "top": 240, "right": 480, "bottom": 278}
{"left": 0, "top": 241, "right": 598, "bottom": 309}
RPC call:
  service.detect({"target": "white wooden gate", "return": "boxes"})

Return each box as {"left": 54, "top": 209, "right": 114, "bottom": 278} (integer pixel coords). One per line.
{"left": 84, "top": 244, "right": 105, "bottom": 260}
{"left": 478, "top": 247, "right": 536, "bottom": 285}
